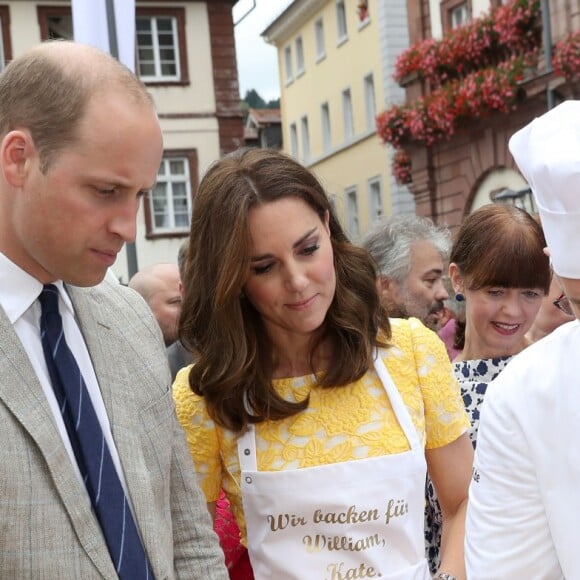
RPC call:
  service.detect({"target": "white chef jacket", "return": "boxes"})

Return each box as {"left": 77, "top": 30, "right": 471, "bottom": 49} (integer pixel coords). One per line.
{"left": 466, "top": 319, "right": 580, "bottom": 579}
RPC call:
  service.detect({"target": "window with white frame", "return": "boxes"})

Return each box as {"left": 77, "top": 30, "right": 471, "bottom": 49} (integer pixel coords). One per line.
{"left": 37, "top": 7, "right": 186, "bottom": 84}
{"left": 295, "top": 36, "right": 305, "bottom": 75}
{"left": 342, "top": 88, "right": 354, "bottom": 140}
{"left": 364, "top": 74, "right": 376, "bottom": 131}
{"left": 346, "top": 187, "right": 360, "bottom": 240}
{"left": 284, "top": 45, "right": 294, "bottom": 83}
{"left": 368, "top": 177, "right": 383, "bottom": 222}
{"left": 321, "top": 103, "right": 332, "bottom": 153}
{"left": 451, "top": 3, "right": 469, "bottom": 28}
{"left": 137, "top": 15, "right": 180, "bottom": 81}
{"left": 315, "top": 18, "right": 326, "bottom": 61}
{"left": 301, "top": 116, "right": 311, "bottom": 163}
{"left": 336, "top": 0, "right": 348, "bottom": 42}
{"left": 148, "top": 157, "right": 192, "bottom": 234}
{"left": 290, "top": 123, "right": 299, "bottom": 158}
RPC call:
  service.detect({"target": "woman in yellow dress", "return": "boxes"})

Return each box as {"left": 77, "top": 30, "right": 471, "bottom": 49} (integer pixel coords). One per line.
{"left": 174, "top": 148, "right": 472, "bottom": 580}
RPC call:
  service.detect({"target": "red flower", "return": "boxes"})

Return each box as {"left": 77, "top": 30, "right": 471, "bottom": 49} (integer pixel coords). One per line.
{"left": 553, "top": 31, "right": 580, "bottom": 82}
{"left": 376, "top": 0, "right": 574, "bottom": 155}
{"left": 357, "top": 0, "right": 369, "bottom": 22}
{"left": 392, "top": 149, "right": 412, "bottom": 185}
{"left": 393, "top": 0, "right": 541, "bottom": 86}
{"left": 376, "top": 53, "right": 537, "bottom": 148}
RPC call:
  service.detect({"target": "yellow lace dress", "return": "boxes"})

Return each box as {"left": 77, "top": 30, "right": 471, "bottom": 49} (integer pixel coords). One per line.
{"left": 173, "top": 317, "right": 469, "bottom": 545}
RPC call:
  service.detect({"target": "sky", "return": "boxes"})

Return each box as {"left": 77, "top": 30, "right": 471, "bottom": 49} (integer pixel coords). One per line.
{"left": 233, "top": 0, "right": 294, "bottom": 102}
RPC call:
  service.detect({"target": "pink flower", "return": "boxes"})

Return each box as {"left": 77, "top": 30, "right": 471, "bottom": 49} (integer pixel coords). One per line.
{"left": 376, "top": 0, "right": 545, "bottom": 150}
{"left": 376, "top": 54, "right": 538, "bottom": 148}
{"left": 553, "top": 31, "right": 580, "bottom": 82}
{"left": 392, "top": 0, "right": 540, "bottom": 86}
{"left": 392, "top": 149, "right": 412, "bottom": 185}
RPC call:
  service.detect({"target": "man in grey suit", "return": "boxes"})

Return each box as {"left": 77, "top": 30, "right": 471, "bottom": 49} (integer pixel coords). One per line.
{"left": 0, "top": 41, "right": 228, "bottom": 578}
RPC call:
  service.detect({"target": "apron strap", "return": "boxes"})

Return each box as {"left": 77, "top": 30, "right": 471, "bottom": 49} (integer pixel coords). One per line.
{"left": 238, "top": 425, "right": 258, "bottom": 471}
{"left": 373, "top": 352, "right": 422, "bottom": 451}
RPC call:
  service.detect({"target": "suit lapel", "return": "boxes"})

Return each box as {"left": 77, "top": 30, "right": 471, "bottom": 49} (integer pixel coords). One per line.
{"left": 0, "top": 304, "right": 117, "bottom": 579}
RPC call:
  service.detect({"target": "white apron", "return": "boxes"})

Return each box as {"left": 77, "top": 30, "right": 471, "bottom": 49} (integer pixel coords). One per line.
{"left": 237, "top": 355, "right": 431, "bottom": 580}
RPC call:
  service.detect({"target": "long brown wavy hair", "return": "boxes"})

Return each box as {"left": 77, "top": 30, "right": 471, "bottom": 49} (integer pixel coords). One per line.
{"left": 179, "top": 148, "right": 389, "bottom": 431}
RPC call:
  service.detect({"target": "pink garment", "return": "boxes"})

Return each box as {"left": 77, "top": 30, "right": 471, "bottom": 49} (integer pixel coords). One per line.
{"left": 438, "top": 318, "right": 461, "bottom": 361}
{"left": 214, "top": 489, "right": 254, "bottom": 579}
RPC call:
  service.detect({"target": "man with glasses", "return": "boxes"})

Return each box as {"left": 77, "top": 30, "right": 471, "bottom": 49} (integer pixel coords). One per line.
{"left": 465, "top": 100, "right": 580, "bottom": 578}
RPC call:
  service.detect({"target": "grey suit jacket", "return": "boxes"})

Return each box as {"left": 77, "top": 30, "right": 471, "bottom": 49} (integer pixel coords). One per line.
{"left": 0, "top": 280, "right": 228, "bottom": 579}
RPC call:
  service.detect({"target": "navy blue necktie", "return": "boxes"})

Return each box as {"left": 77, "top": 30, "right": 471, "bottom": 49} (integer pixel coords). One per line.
{"left": 39, "top": 284, "right": 153, "bottom": 579}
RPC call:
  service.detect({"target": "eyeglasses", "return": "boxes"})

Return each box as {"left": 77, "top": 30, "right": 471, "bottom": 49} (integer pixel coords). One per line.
{"left": 553, "top": 293, "right": 574, "bottom": 316}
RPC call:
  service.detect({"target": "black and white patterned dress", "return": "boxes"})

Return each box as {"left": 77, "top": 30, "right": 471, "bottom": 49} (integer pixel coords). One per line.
{"left": 425, "top": 356, "right": 513, "bottom": 574}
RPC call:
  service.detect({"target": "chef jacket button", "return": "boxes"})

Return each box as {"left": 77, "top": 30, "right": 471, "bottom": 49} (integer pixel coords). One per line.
{"left": 244, "top": 448, "right": 251, "bottom": 455}
{"left": 245, "top": 476, "right": 253, "bottom": 484}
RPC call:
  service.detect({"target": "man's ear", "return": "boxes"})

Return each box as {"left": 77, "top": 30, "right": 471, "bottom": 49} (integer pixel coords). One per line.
{"left": 377, "top": 275, "right": 400, "bottom": 306}
{"left": 1, "top": 130, "right": 34, "bottom": 188}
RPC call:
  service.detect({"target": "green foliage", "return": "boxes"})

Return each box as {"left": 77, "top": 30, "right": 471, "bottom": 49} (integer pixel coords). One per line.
{"left": 242, "top": 89, "right": 280, "bottom": 110}
{"left": 244, "top": 89, "right": 266, "bottom": 109}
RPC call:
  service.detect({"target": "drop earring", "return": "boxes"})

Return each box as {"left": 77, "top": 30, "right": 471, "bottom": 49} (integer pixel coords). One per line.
{"left": 455, "top": 292, "right": 465, "bottom": 302}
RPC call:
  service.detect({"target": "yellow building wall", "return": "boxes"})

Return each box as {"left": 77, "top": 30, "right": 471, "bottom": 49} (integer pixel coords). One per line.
{"left": 274, "top": 0, "right": 391, "bottom": 240}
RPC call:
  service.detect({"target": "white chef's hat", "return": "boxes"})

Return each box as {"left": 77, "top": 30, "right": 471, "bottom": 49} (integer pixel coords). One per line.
{"left": 509, "top": 100, "right": 580, "bottom": 278}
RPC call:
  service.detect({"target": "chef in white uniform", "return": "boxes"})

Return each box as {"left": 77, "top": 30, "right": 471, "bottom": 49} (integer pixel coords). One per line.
{"left": 465, "top": 100, "right": 580, "bottom": 579}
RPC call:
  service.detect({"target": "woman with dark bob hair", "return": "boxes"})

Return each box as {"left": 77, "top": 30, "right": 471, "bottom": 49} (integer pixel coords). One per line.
{"left": 174, "top": 148, "right": 472, "bottom": 580}
{"left": 425, "top": 203, "right": 551, "bottom": 571}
